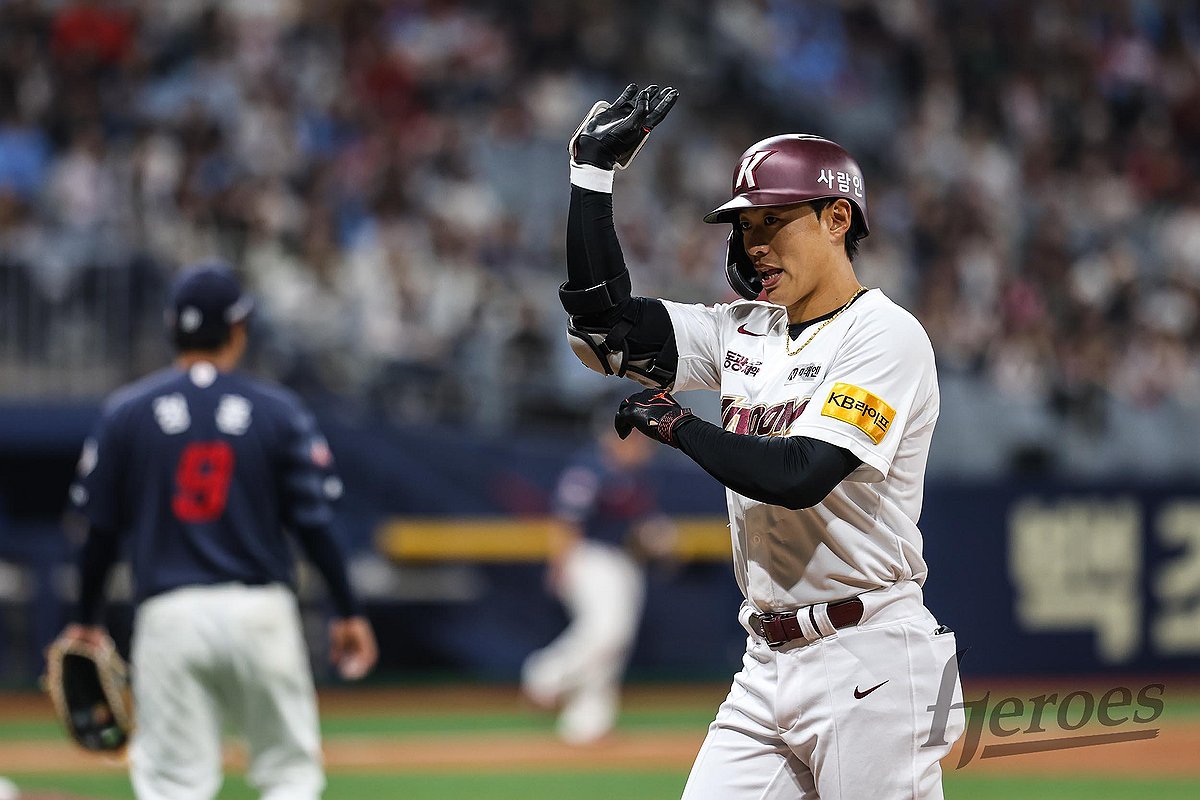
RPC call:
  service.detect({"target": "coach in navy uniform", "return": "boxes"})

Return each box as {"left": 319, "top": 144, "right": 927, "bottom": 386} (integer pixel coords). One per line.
{"left": 57, "top": 262, "right": 377, "bottom": 800}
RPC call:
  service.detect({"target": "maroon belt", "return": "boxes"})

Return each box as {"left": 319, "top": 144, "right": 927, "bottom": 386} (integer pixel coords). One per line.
{"left": 749, "top": 597, "right": 864, "bottom": 648}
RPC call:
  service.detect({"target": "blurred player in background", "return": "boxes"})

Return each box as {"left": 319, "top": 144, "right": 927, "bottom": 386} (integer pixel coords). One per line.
{"left": 559, "top": 83, "right": 963, "bottom": 798}
{"left": 522, "top": 416, "right": 674, "bottom": 744}
{"left": 55, "top": 262, "right": 378, "bottom": 800}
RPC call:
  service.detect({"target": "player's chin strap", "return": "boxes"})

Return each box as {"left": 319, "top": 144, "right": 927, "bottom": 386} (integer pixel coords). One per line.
{"left": 560, "top": 270, "right": 674, "bottom": 390}
{"left": 725, "top": 228, "right": 763, "bottom": 301}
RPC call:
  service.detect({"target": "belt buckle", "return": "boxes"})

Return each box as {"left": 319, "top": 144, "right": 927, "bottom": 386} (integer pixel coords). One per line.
{"left": 756, "top": 611, "right": 791, "bottom": 648}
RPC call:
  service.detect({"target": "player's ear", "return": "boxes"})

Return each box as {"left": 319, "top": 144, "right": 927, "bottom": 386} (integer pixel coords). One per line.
{"left": 228, "top": 321, "right": 249, "bottom": 358}
{"left": 825, "top": 199, "right": 853, "bottom": 240}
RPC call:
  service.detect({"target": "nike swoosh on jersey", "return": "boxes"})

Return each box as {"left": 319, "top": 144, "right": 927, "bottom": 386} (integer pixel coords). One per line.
{"left": 736, "top": 324, "right": 767, "bottom": 337}
{"left": 853, "top": 680, "right": 889, "bottom": 699}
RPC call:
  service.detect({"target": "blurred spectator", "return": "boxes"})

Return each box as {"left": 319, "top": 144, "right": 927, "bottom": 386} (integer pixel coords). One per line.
{"left": 51, "top": 1, "right": 135, "bottom": 69}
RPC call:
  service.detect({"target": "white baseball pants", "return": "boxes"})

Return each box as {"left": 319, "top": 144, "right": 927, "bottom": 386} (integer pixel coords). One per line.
{"left": 522, "top": 540, "right": 645, "bottom": 743}
{"left": 129, "top": 583, "right": 324, "bottom": 800}
{"left": 681, "top": 582, "right": 965, "bottom": 800}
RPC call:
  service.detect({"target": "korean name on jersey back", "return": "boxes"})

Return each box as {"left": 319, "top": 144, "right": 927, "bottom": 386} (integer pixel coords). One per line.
{"left": 151, "top": 392, "right": 254, "bottom": 436}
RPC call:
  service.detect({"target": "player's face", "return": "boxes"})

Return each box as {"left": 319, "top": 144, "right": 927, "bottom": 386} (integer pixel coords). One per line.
{"left": 738, "top": 203, "right": 842, "bottom": 311}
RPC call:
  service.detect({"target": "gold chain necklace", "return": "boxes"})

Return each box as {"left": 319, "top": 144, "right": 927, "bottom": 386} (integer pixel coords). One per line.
{"left": 785, "top": 287, "right": 868, "bottom": 357}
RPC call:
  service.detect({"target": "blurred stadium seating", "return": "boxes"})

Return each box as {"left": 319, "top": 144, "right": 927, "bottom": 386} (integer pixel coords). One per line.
{"left": 1, "top": 0, "right": 1198, "bottom": 475}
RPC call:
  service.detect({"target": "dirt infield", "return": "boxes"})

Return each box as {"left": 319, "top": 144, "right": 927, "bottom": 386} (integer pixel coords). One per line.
{"left": 1, "top": 724, "right": 1197, "bottom": 777}
{"left": 323, "top": 725, "right": 1200, "bottom": 777}
{"left": 0, "top": 685, "right": 1195, "bottom": 779}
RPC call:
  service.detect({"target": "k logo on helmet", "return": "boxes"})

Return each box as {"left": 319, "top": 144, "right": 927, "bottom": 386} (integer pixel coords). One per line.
{"left": 734, "top": 150, "right": 775, "bottom": 192}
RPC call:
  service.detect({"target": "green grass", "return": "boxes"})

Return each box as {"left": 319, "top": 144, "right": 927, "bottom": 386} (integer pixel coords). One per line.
{"left": 0, "top": 772, "right": 693, "bottom": 800}
{"left": 318, "top": 706, "right": 715, "bottom": 737}
{"left": 1145, "top": 690, "right": 1199, "bottom": 722}
{"left": 3, "top": 687, "right": 1197, "bottom": 799}
{"left": 317, "top": 694, "right": 1200, "bottom": 740}
{"left": 0, "top": 704, "right": 716, "bottom": 743}
{"left": 0, "top": 719, "right": 61, "bottom": 741}
{"left": 942, "top": 776, "right": 1200, "bottom": 800}
{"left": 7, "top": 772, "right": 1200, "bottom": 800}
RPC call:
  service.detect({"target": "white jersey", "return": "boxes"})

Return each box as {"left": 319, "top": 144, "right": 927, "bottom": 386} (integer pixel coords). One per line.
{"left": 662, "top": 289, "right": 938, "bottom": 611}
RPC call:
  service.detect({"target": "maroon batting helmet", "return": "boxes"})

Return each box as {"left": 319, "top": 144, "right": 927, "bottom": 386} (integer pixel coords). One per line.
{"left": 706, "top": 134, "right": 870, "bottom": 300}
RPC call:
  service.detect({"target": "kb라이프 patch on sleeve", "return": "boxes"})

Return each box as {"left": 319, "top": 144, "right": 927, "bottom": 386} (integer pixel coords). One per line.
{"left": 820, "top": 382, "right": 895, "bottom": 444}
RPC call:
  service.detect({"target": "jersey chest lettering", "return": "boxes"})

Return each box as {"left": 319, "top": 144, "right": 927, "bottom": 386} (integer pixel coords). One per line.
{"left": 723, "top": 348, "right": 764, "bottom": 377}
{"left": 785, "top": 362, "right": 823, "bottom": 384}
{"left": 721, "top": 396, "right": 808, "bottom": 436}
{"left": 721, "top": 320, "right": 835, "bottom": 398}
{"left": 717, "top": 316, "right": 843, "bottom": 436}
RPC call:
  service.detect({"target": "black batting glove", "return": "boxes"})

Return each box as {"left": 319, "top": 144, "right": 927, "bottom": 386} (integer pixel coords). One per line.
{"left": 570, "top": 83, "right": 679, "bottom": 171}
{"left": 615, "top": 389, "right": 694, "bottom": 447}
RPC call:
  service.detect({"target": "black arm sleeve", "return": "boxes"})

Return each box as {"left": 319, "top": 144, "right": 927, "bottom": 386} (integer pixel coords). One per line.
{"left": 565, "top": 185, "right": 626, "bottom": 300}
{"left": 74, "top": 524, "right": 121, "bottom": 625}
{"left": 292, "top": 524, "right": 360, "bottom": 618}
{"left": 564, "top": 185, "right": 677, "bottom": 374}
{"left": 673, "top": 418, "right": 862, "bottom": 510}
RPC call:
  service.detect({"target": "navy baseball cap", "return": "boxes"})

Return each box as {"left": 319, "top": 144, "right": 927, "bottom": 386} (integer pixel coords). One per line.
{"left": 165, "top": 260, "right": 254, "bottom": 349}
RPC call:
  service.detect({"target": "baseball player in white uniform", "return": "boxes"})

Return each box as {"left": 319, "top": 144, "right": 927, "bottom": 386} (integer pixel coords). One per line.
{"left": 559, "top": 84, "right": 965, "bottom": 798}
{"left": 522, "top": 427, "right": 662, "bottom": 744}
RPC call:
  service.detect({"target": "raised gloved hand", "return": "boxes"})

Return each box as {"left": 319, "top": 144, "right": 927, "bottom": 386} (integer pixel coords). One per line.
{"left": 569, "top": 83, "right": 679, "bottom": 171}
{"left": 615, "top": 388, "right": 694, "bottom": 446}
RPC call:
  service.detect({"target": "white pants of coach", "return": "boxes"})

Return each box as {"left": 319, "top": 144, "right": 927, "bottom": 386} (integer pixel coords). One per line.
{"left": 681, "top": 581, "right": 965, "bottom": 800}
{"left": 130, "top": 583, "right": 324, "bottom": 800}
{"left": 522, "top": 540, "right": 645, "bottom": 744}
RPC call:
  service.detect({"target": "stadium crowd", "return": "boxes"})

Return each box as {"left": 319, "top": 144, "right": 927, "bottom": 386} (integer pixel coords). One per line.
{"left": 1, "top": 0, "right": 1200, "bottom": 476}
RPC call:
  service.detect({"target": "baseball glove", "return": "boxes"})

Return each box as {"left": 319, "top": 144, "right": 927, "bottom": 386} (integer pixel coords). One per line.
{"left": 43, "top": 635, "right": 133, "bottom": 752}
